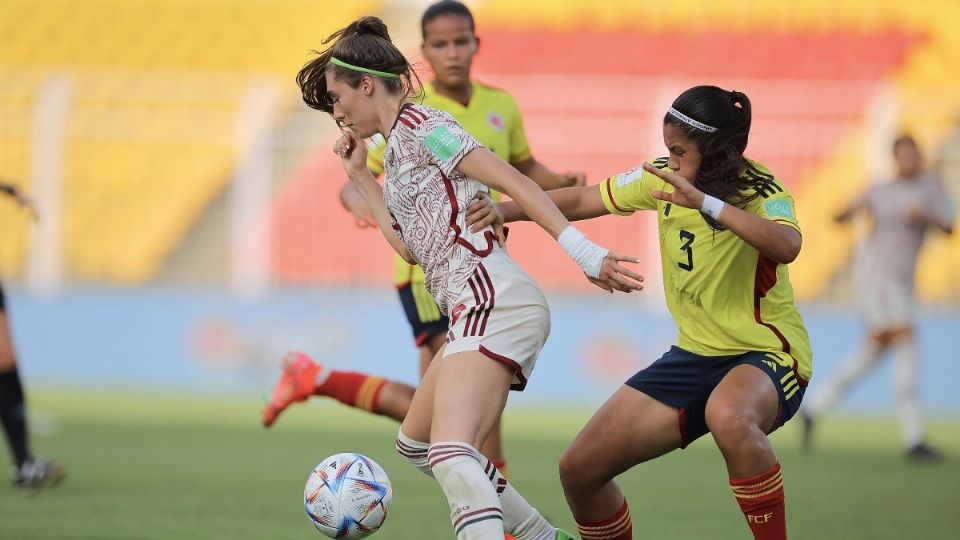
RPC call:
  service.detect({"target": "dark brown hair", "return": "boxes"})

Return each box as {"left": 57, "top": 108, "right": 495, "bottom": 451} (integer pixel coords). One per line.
{"left": 664, "top": 85, "right": 771, "bottom": 206}
{"left": 421, "top": 1, "right": 475, "bottom": 39}
{"left": 296, "top": 16, "right": 417, "bottom": 114}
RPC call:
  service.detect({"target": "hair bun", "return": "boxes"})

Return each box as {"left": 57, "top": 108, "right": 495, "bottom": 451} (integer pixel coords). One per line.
{"left": 348, "top": 15, "right": 391, "bottom": 41}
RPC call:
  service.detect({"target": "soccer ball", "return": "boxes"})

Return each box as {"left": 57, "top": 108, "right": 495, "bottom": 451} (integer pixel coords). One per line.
{"left": 304, "top": 453, "right": 393, "bottom": 539}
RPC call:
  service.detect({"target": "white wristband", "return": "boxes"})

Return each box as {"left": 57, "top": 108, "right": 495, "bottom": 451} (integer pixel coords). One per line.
{"left": 700, "top": 194, "right": 725, "bottom": 220}
{"left": 558, "top": 225, "right": 608, "bottom": 279}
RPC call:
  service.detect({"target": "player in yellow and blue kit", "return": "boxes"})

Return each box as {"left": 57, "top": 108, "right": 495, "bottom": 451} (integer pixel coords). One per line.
{"left": 263, "top": 1, "right": 583, "bottom": 480}
{"left": 474, "top": 86, "right": 812, "bottom": 540}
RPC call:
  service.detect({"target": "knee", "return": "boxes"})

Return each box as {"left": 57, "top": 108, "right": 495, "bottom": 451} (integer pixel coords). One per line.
{"left": 559, "top": 444, "right": 603, "bottom": 493}
{"left": 705, "top": 402, "right": 762, "bottom": 449}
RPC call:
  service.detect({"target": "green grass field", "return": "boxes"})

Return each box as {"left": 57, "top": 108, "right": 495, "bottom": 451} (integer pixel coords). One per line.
{"left": 1, "top": 390, "right": 958, "bottom": 539}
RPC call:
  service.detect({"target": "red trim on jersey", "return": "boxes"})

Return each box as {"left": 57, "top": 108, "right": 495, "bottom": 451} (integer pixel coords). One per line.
{"left": 398, "top": 117, "right": 415, "bottom": 129}
{"left": 407, "top": 106, "right": 429, "bottom": 122}
{"left": 479, "top": 345, "right": 527, "bottom": 391}
{"left": 605, "top": 179, "right": 629, "bottom": 214}
{"left": 401, "top": 110, "right": 423, "bottom": 126}
{"left": 440, "top": 168, "right": 495, "bottom": 256}
{"left": 477, "top": 263, "right": 496, "bottom": 336}
{"left": 753, "top": 256, "right": 808, "bottom": 387}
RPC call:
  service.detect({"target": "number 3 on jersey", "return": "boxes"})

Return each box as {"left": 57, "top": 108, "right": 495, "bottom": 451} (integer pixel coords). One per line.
{"left": 678, "top": 229, "right": 695, "bottom": 271}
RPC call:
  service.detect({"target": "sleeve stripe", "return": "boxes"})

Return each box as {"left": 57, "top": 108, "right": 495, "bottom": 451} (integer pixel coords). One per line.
{"left": 605, "top": 178, "right": 629, "bottom": 214}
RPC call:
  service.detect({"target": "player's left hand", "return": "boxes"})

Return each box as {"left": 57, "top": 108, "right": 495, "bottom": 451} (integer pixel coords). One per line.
{"left": 466, "top": 192, "right": 506, "bottom": 247}
{"left": 643, "top": 162, "right": 704, "bottom": 210}
{"left": 334, "top": 130, "right": 369, "bottom": 179}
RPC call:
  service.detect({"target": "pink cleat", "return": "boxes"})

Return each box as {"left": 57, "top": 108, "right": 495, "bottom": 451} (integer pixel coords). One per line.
{"left": 262, "top": 352, "right": 322, "bottom": 427}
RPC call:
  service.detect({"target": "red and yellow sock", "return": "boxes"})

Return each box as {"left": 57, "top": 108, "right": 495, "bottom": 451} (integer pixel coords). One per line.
{"left": 315, "top": 371, "right": 387, "bottom": 414}
{"left": 730, "top": 462, "right": 787, "bottom": 540}
{"left": 576, "top": 499, "right": 632, "bottom": 540}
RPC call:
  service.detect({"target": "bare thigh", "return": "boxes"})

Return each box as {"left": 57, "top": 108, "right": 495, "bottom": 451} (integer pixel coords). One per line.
{"left": 563, "top": 385, "right": 684, "bottom": 483}
{"left": 430, "top": 350, "right": 514, "bottom": 448}
{"left": 401, "top": 344, "right": 445, "bottom": 443}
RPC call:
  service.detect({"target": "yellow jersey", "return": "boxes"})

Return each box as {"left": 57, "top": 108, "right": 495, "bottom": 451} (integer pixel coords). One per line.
{"left": 367, "top": 80, "right": 533, "bottom": 286}
{"left": 599, "top": 158, "right": 813, "bottom": 382}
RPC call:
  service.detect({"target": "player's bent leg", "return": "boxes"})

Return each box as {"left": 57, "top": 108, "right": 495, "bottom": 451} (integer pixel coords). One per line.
{"left": 428, "top": 351, "right": 512, "bottom": 539}
{"left": 262, "top": 351, "right": 414, "bottom": 427}
{"left": 706, "top": 364, "right": 785, "bottom": 540}
{"left": 559, "top": 385, "right": 683, "bottom": 540}
{"left": 705, "top": 364, "right": 779, "bottom": 477}
{"left": 0, "top": 310, "right": 36, "bottom": 475}
{"left": 429, "top": 351, "right": 557, "bottom": 540}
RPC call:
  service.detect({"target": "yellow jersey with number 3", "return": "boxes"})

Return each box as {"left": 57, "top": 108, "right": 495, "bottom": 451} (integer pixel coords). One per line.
{"left": 366, "top": 80, "right": 533, "bottom": 286}
{"left": 599, "top": 157, "right": 813, "bottom": 382}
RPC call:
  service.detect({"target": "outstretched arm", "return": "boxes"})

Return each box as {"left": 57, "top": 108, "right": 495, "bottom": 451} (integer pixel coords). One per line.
{"left": 834, "top": 194, "right": 867, "bottom": 224}
{"left": 472, "top": 184, "right": 610, "bottom": 227}
{"left": 641, "top": 163, "right": 802, "bottom": 264}
{"left": 456, "top": 148, "right": 643, "bottom": 293}
{"left": 334, "top": 133, "right": 415, "bottom": 264}
{"left": 512, "top": 157, "right": 585, "bottom": 191}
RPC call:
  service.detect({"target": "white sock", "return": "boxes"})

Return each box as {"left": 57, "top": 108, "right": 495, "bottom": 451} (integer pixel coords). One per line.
{"left": 395, "top": 430, "right": 433, "bottom": 477}
{"left": 891, "top": 341, "right": 924, "bottom": 448}
{"left": 806, "top": 341, "right": 883, "bottom": 417}
{"left": 479, "top": 455, "right": 556, "bottom": 540}
{"left": 429, "top": 442, "right": 504, "bottom": 540}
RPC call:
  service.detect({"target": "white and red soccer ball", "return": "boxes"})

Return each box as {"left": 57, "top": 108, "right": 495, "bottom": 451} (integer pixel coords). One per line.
{"left": 304, "top": 453, "right": 393, "bottom": 539}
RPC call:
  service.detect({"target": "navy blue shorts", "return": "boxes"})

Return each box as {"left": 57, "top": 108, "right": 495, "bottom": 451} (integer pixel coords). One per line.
{"left": 626, "top": 346, "right": 806, "bottom": 448}
{"left": 0, "top": 281, "right": 5, "bottom": 311}
{"left": 397, "top": 283, "right": 449, "bottom": 347}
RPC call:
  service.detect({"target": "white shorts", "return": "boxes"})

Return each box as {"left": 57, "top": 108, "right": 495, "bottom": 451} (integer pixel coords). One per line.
{"left": 859, "top": 278, "right": 915, "bottom": 331}
{"left": 442, "top": 249, "right": 550, "bottom": 391}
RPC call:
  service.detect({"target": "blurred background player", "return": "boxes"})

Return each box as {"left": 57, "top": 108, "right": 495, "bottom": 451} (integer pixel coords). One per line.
{"left": 473, "top": 86, "right": 812, "bottom": 540}
{"left": 263, "top": 0, "right": 584, "bottom": 476}
{"left": 293, "top": 15, "right": 640, "bottom": 538}
{"left": 802, "top": 135, "right": 955, "bottom": 463}
{"left": 0, "top": 181, "right": 64, "bottom": 490}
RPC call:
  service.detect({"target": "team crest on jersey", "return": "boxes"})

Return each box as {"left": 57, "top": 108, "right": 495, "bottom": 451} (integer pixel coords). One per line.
{"left": 616, "top": 167, "right": 644, "bottom": 187}
{"left": 487, "top": 112, "right": 505, "bottom": 132}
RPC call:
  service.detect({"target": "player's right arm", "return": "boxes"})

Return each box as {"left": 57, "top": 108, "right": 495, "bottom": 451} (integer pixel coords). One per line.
{"left": 465, "top": 184, "right": 607, "bottom": 230}
{"left": 834, "top": 192, "right": 868, "bottom": 224}
{"left": 468, "top": 163, "right": 657, "bottom": 228}
{"left": 335, "top": 132, "right": 415, "bottom": 264}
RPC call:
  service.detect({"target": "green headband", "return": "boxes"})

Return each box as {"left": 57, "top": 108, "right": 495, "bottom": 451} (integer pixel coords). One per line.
{"left": 330, "top": 57, "right": 400, "bottom": 79}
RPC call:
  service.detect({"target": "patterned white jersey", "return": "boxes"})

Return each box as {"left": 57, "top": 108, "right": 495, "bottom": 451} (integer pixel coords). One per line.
{"left": 381, "top": 104, "right": 497, "bottom": 314}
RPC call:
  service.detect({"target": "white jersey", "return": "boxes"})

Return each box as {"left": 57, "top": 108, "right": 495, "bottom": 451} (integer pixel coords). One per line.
{"left": 381, "top": 104, "right": 497, "bottom": 314}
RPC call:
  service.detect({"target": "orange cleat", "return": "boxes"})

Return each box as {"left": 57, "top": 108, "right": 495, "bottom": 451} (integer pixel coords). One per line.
{"left": 262, "top": 352, "right": 322, "bottom": 427}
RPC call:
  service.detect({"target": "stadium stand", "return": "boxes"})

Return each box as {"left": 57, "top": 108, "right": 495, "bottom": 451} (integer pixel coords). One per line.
{"left": 0, "top": 0, "right": 380, "bottom": 282}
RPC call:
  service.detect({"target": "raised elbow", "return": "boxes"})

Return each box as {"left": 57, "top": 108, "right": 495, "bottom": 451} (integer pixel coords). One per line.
{"left": 764, "top": 231, "right": 801, "bottom": 264}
